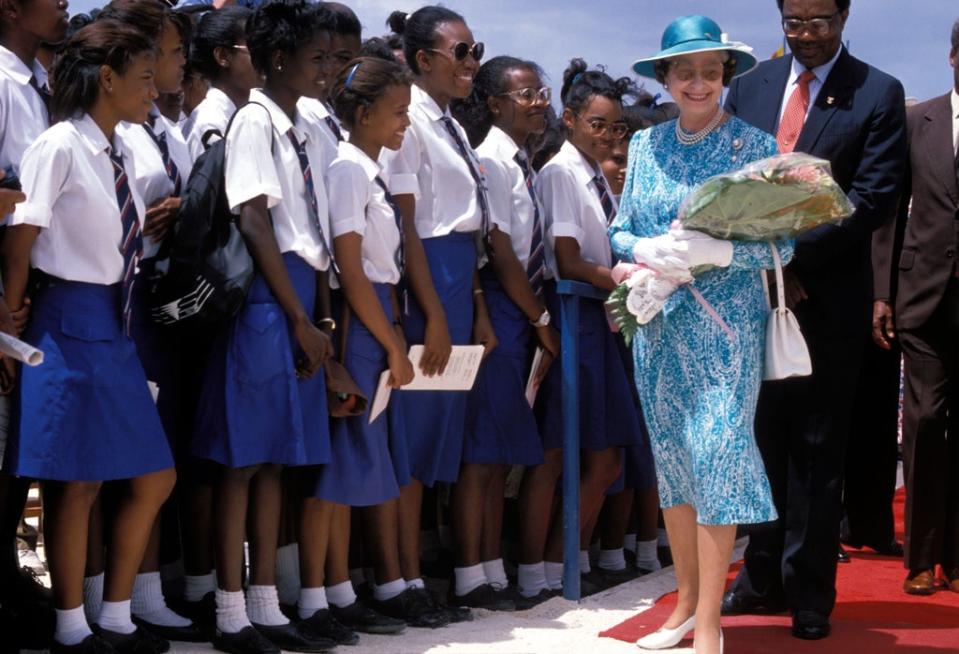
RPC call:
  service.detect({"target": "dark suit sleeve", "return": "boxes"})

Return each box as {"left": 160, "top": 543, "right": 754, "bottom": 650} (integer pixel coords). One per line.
{"left": 872, "top": 113, "right": 911, "bottom": 302}
{"left": 794, "top": 79, "right": 907, "bottom": 271}
{"left": 724, "top": 77, "right": 740, "bottom": 115}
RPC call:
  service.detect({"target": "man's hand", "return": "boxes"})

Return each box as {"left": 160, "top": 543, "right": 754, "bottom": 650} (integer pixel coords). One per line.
{"left": 872, "top": 300, "right": 896, "bottom": 350}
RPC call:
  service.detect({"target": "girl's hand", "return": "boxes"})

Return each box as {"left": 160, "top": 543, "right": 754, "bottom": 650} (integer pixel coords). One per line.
{"left": 10, "top": 297, "right": 30, "bottom": 335}
{"left": 422, "top": 316, "right": 452, "bottom": 376}
{"left": 535, "top": 324, "right": 560, "bottom": 359}
{"left": 0, "top": 357, "right": 16, "bottom": 395}
{"left": 387, "top": 348, "right": 415, "bottom": 388}
{"left": 473, "top": 309, "right": 498, "bottom": 359}
{"left": 293, "top": 317, "right": 332, "bottom": 378}
{"left": 143, "top": 196, "right": 181, "bottom": 240}
{"left": 531, "top": 349, "right": 554, "bottom": 389}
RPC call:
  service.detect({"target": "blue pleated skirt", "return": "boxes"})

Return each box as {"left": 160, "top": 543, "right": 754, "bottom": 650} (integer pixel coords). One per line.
{"left": 463, "top": 271, "right": 544, "bottom": 466}
{"left": 534, "top": 282, "right": 645, "bottom": 452}
{"left": 397, "top": 232, "right": 476, "bottom": 486}
{"left": 313, "top": 284, "right": 410, "bottom": 505}
{"left": 192, "top": 252, "right": 331, "bottom": 468}
{"left": 7, "top": 278, "right": 173, "bottom": 481}
{"left": 615, "top": 335, "right": 657, "bottom": 491}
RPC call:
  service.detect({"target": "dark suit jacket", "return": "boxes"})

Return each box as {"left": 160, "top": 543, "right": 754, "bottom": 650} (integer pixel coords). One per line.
{"left": 726, "top": 48, "right": 907, "bottom": 336}
{"left": 873, "top": 93, "right": 959, "bottom": 330}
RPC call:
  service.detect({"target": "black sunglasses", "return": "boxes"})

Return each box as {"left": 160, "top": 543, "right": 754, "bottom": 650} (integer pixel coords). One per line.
{"left": 428, "top": 41, "right": 485, "bottom": 63}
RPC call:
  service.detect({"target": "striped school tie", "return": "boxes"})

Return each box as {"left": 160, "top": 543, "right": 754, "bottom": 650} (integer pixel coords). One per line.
{"left": 439, "top": 116, "right": 491, "bottom": 239}
{"left": 110, "top": 148, "right": 143, "bottom": 336}
{"left": 593, "top": 173, "right": 617, "bottom": 225}
{"left": 144, "top": 117, "right": 182, "bottom": 195}
{"left": 288, "top": 130, "right": 338, "bottom": 274}
{"left": 28, "top": 75, "right": 51, "bottom": 122}
{"left": 373, "top": 176, "right": 405, "bottom": 277}
{"left": 514, "top": 150, "right": 545, "bottom": 296}
{"left": 325, "top": 115, "right": 344, "bottom": 143}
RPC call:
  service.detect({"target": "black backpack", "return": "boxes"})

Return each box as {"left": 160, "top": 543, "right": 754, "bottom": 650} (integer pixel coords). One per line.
{"left": 145, "top": 103, "right": 272, "bottom": 328}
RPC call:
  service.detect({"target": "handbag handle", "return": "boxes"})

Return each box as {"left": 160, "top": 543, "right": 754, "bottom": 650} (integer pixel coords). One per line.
{"left": 769, "top": 242, "right": 786, "bottom": 311}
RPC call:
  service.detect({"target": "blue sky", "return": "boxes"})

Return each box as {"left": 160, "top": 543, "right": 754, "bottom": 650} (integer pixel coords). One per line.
{"left": 68, "top": 0, "right": 956, "bottom": 102}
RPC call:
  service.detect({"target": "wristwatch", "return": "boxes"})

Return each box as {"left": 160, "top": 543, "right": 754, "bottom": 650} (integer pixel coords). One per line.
{"left": 531, "top": 309, "right": 551, "bottom": 328}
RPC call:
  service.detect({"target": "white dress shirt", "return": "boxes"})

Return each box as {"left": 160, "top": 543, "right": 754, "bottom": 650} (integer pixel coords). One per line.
{"left": 327, "top": 142, "right": 401, "bottom": 285}
{"left": 225, "top": 89, "right": 332, "bottom": 272}
{"left": 777, "top": 46, "right": 844, "bottom": 129}
{"left": 380, "top": 84, "right": 483, "bottom": 239}
{"left": 535, "top": 140, "right": 613, "bottom": 278}
{"left": 950, "top": 89, "right": 959, "bottom": 154}
{"left": 117, "top": 107, "right": 195, "bottom": 259}
{"left": 12, "top": 114, "right": 147, "bottom": 285}
{"left": 298, "top": 98, "right": 346, "bottom": 167}
{"left": 476, "top": 126, "right": 540, "bottom": 269}
{"left": 186, "top": 87, "right": 236, "bottom": 158}
{"left": 0, "top": 46, "right": 50, "bottom": 223}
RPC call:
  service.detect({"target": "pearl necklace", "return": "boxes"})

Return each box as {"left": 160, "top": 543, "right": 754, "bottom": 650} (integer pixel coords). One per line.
{"left": 675, "top": 107, "right": 725, "bottom": 146}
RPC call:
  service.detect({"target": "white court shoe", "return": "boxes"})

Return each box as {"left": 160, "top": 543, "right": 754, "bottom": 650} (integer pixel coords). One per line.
{"left": 635, "top": 615, "right": 696, "bottom": 650}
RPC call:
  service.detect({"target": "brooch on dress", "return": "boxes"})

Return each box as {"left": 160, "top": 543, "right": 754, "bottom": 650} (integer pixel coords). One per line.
{"left": 731, "top": 137, "right": 744, "bottom": 163}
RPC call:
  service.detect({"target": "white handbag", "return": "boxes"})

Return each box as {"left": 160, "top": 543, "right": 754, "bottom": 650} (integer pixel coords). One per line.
{"left": 762, "top": 243, "right": 812, "bottom": 381}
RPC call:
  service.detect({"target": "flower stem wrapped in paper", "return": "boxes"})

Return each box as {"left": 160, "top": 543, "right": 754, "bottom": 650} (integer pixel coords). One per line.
{"left": 609, "top": 153, "right": 855, "bottom": 344}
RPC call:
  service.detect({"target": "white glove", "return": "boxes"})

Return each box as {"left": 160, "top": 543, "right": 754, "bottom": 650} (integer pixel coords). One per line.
{"left": 632, "top": 234, "right": 688, "bottom": 276}
{"left": 669, "top": 227, "right": 733, "bottom": 268}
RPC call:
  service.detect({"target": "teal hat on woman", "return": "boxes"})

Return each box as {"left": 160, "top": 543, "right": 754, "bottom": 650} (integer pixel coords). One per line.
{"left": 632, "top": 15, "right": 758, "bottom": 80}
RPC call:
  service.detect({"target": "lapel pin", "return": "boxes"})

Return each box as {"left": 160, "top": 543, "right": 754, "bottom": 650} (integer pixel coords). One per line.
{"left": 827, "top": 96, "right": 835, "bottom": 105}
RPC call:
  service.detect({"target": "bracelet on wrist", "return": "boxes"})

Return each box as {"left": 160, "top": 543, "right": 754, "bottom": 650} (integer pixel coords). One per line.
{"left": 317, "top": 317, "right": 336, "bottom": 331}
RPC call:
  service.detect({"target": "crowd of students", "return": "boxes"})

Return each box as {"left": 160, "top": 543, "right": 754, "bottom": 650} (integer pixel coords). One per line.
{"left": 0, "top": 1, "right": 679, "bottom": 653}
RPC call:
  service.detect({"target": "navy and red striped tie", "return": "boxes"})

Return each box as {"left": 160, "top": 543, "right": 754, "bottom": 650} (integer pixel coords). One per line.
{"left": 514, "top": 150, "right": 545, "bottom": 295}
{"left": 110, "top": 149, "right": 143, "bottom": 336}
{"left": 144, "top": 117, "right": 182, "bottom": 195}
{"left": 288, "top": 130, "right": 338, "bottom": 274}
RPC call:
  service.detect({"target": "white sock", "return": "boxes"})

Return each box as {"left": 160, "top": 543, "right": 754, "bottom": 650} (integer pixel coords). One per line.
{"left": 482, "top": 559, "right": 509, "bottom": 590}
{"left": 183, "top": 572, "right": 216, "bottom": 603}
{"left": 325, "top": 580, "right": 356, "bottom": 609}
{"left": 636, "top": 539, "right": 662, "bottom": 571}
{"left": 275, "top": 543, "right": 301, "bottom": 607}
{"left": 657, "top": 528, "right": 669, "bottom": 547}
{"left": 374, "top": 578, "right": 407, "bottom": 602}
{"left": 454, "top": 563, "right": 487, "bottom": 597}
{"left": 517, "top": 562, "right": 548, "bottom": 598}
{"left": 97, "top": 599, "right": 136, "bottom": 635}
{"left": 598, "top": 548, "right": 626, "bottom": 572}
{"left": 544, "top": 561, "right": 564, "bottom": 590}
{"left": 215, "top": 589, "right": 251, "bottom": 635}
{"left": 82, "top": 573, "right": 104, "bottom": 626}
{"left": 55, "top": 607, "right": 93, "bottom": 646}
{"left": 405, "top": 577, "right": 426, "bottom": 590}
{"left": 297, "top": 587, "right": 329, "bottom": 619}
{"left": 246, "top": 585, "right": 289, "bottom": 627}
{"left": 578, "top": 550, "right": 591, "bottom": 574}
{"left": 132, "top": 572, "right": 192, "bottom": 627}
{"left": 623, "top": 533, "right": 637, "bottom": 553}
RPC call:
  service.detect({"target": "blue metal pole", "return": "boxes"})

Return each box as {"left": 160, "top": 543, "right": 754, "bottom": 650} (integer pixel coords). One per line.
{"left": 560, "top": 292, "right": 581, "bottom": 601}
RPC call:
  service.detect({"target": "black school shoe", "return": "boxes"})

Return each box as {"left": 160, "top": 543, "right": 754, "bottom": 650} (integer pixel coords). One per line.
{"left": 298, "top": 608, "right": 359, "bottom": 645}
{"left": 94, "top": 626, "right": 170, "bottom": 654}
{"left": 369, "top": 588, "right": 450, "bottom": 629}
{"left": 493, "top": 585, "right": 555, "bottom": 611}
{"left": 448, "top": 583, "right": 515, "bottom": 612}
{"left": 251, "top": 621, "right": 337, "bottom": 652}
{"left": 50, "top": 635, "right": 117, "bottom": 654}
{"left": 330, "top": 601, "right": 406, "bottom": 635}
{"left": 167, "top": 592, "right": 216, "bottom": 639}
{"left": 213, "top": 626, "right": 280, "bottom": 654}
{"left": 133, "top": 616, "right": 208, "bottom": 643}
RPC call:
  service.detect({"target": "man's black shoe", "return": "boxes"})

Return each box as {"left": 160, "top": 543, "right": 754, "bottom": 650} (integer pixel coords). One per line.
{"left": 837, "top": 546, "right": 851, "bottom": 563}
{"left": 251, "top": 621, "right": 337, "bottom": 652}
{"left": 330, "top": 601, "right": 405, "bottom": 635}
{"left": 212, "top": 626, "right": 280, "bottom": 654}
{"left": 792, "top": 611, "right": 831, "bottom": 640}
{"left": 369, "top": 588, "right": 449, "bottom": 629}
{"left": 720, "top": 590, "right": 788, "bottom": 616}
{"left": 298, "top": 608, "right": 359, "bottom": 645}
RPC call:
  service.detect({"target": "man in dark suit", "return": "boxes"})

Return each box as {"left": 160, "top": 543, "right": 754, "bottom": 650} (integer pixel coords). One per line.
{"left": 872, "top": 20, "right": 959, "bottom": 597}
{"left": 722, "top": 0, "right": 907, "bottom": 640}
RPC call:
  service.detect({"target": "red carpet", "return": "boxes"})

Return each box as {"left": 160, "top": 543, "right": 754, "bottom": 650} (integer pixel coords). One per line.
{"left": 600, "top": 489, "right": 959, "bottom": 652}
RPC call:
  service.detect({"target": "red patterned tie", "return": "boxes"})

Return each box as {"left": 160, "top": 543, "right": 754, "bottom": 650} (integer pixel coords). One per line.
{"left": 776, "top": 70, "right": 816, "bottom": 153}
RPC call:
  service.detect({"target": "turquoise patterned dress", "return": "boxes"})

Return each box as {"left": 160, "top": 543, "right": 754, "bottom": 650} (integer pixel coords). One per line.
{"left": 609, "top": 116, "right": 794, "bottom": 525}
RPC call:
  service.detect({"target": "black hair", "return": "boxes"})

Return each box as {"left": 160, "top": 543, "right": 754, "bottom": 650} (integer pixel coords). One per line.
{"left": 246, "top": 0, "right": 334, "bottom": 77}
{"left": 952, "top": 17, "right": 959, "bottom": 51}
{"left": 51, "top": 18, "right": 155, "bottom": 122}
{"left": 167, "top": 9, "right": 193, "bottom": 46}
{"left": 776, "top": 0, "right": 850, "bottom": 11}
{"left": 97, "top": 0, "right": 166, "bottom": 40}
{"left": 621, "top": 89, "right": 679, "bottom": 134}
{"left": 560, "top": 58, "right": 633, "bottom": 115}
{"left": 66, "top": 12, "right": 95, "bottom": 40}
{"left": 451, "top": 55, "right": 544, "bottom": 148}
{"left": 386, "top": 6, "right": 465, "bottom": 75}
{"left": 359, "top": 36, "right": 398, "bottom": 63}
{"left": 325, "top": 2, "right": 361, "bottom": 37}
{"left": 190, "top": 6, "right": 251, "bottom": 80}
{"left": 652, "top": 53, "right": 738, "bottom": 87}
{"left": 330, "top": 56, "right": 411, "bottom": 129}
{"left": 530, "top": 106, "right": 563, "bottom": 172}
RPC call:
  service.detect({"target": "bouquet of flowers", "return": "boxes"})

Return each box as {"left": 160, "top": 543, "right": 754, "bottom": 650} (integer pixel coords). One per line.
{"left": 608, "top": 153, "right": 855, "bottom": 344}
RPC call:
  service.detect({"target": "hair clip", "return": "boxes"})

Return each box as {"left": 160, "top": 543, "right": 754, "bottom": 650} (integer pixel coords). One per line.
{"left": 345, "top": 63, "right": 361, "bottom": 88}
{"left": 651, "top": 93, "right": 661, "bottom": 107}
{"left": 572, "top": 72, "right": 585, "bottom": 85}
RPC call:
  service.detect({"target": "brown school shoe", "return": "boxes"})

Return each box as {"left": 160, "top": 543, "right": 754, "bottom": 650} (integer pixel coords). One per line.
{"left": 944, "top": 568, "right": 959, "bottom": 593}
{"left": 903, "top": 569, "right": 937, "bottom": 595}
